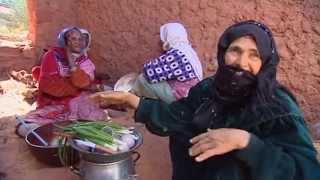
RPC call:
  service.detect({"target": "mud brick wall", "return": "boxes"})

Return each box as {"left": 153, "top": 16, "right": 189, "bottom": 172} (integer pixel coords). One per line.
{"left": 75, "top": 0, "right": 320, "bottom": 124}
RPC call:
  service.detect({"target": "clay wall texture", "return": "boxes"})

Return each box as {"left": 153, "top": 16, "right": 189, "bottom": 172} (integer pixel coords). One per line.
{"left": 77, "top": 0, "right": 320, "bottom": 124}
{"left": 0, "top": 0, "right": 79, "bottom": 77}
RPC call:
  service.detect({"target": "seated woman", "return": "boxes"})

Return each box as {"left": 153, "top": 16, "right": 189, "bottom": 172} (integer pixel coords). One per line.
{"left": 130, "top": 22, "right": 203, "bottom": 103}
{"left": 91, "top": 20, "right": 320, "bottom": 180}
{"left": 31, "top": 28, "right": 91, "bottom": 82}
{"left": 79, "top": 28, "right": 112, "bottom": 92}
{"left": 79, "top": 28, "right": 91, "bottom": 55}
{"left": 17, "top": 27, "right": 108, "bottom": 136}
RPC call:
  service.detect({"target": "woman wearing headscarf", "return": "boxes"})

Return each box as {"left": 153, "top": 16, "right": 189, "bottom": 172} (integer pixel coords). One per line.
{"left": 79, "top": 28, "right": 91, "bottom": 56}
{"left": 129, "top": 22, "right": 203, "bottom": 103}
{"left": 91, "top": 20, "right": 320, "bottom": 180}
{"left": 31, "top": 28, "right": 93, "bottom": 82}
{"left": 17, "top": 27, "right": 108, "bottom": 136}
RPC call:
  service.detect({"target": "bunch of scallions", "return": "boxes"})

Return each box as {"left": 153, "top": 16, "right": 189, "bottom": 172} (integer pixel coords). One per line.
{"left": 58, "top": 121, "right": 138, "bottom": 166}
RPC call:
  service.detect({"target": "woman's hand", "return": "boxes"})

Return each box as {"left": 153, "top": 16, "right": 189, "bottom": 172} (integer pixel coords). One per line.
{"left": 189, "top": 128, "right": 250, "bottom": 162}
{"left": 90, "top": 91, "right": 140, "bottom": 110}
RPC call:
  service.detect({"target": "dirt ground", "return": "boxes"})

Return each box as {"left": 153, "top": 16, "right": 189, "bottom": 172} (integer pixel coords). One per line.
{"left": 0, "top": 78, "right": 319, "bottom": 180}
{"left": 0, "top": 78, "right": 171, "bottom": 180}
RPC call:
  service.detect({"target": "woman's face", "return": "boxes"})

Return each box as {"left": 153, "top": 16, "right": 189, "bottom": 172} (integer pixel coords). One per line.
{"left": 66, "top": 30, "right": 82, "bottom": 53}
{"left": 224, "top": 36, "right": 262, "bottom": 75}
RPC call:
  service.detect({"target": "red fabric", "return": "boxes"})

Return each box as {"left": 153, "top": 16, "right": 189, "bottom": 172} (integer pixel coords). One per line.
{"left": 37, "top": 47, "right": 79, "bottom": 108}
{"left": 31, "top": 66, "right": 41, "bottom": 81}
{"left": 71, "top": 68, "right": 91, "bottom": 88}
{"left": 39, "top": 75, "right": 78, "bottom": 97}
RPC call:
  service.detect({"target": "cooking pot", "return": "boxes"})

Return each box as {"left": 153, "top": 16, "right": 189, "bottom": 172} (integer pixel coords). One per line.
{"left": 69, "top": 129, "right": 143, "bottom": 180}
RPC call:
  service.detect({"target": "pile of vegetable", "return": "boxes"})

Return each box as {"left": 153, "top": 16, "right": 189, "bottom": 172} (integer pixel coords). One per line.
{"left": 61, "top": 121, "right": 138, "bottom": 153}
{"left": 57, "top": 121, "right": 139, "bottom": 165}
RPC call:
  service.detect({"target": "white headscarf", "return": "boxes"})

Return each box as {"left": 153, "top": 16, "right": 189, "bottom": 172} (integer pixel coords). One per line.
{"left": 160, "top": 23, "right": 203, "bottom": 80}
{"left": 80, "top": 28, "right": 92, "bottom": 55}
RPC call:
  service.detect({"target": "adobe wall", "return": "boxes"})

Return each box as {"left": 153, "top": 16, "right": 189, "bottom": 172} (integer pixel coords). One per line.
{"left": 20, "top": 0, "right": 319, "bottom": 123}
{"left": 0, "top": 0, "right": 79, "bottom": 78}
{"left": 76, "top": 0, "right": 320, "bottom": 123}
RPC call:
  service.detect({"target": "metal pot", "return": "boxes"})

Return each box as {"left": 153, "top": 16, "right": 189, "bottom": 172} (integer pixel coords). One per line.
{"left": 71, "top": 154, "right": 140, "bottom": 180}
{"left": 69, "top": 129, "right": 142, "bottom": 180}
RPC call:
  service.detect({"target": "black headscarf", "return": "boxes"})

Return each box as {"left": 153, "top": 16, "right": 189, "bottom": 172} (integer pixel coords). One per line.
{"left": 193, "top": 20, "right": 296, "bottom": 130}
{"left": 217, "top": 20, "right": 279, "bottom": 104}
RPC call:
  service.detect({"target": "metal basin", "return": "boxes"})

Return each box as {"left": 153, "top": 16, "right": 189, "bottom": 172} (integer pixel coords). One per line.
{"left": 25, "top": 121, "right": 79, "bottom": 167}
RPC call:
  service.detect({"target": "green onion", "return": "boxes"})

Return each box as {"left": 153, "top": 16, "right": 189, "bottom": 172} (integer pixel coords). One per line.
{"left": 61, "top": 121, "right": 133, "bottom": 151}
